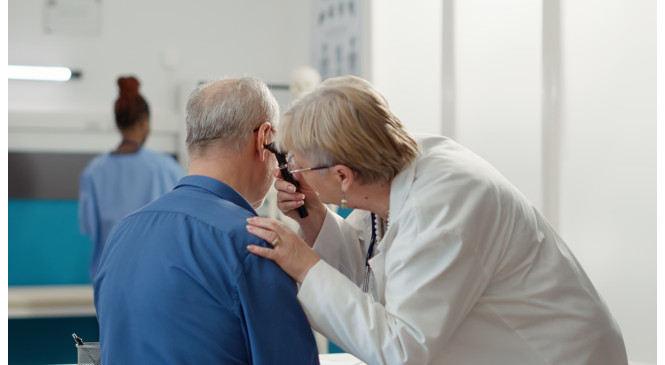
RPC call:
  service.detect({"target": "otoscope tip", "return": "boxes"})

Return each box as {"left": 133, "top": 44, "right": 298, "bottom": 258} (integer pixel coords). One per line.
{"left": 264, "top": 142, "right": 279, "bottom": 154}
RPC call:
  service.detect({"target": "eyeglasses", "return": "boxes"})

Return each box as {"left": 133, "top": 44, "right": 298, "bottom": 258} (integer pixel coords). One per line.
{"left": 288, "top": 165, "right": 332, "bottom": 174}
{"left": 286, "top": 153, "right": 331, "bottom": 174}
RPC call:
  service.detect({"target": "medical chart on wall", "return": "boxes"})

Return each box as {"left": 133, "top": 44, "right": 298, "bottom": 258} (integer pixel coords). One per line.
{"left": 312, "top": 0, "right": 364, "bottom": 79}
{"left": 44, "top": 0, "right": 102, "bottom": 36}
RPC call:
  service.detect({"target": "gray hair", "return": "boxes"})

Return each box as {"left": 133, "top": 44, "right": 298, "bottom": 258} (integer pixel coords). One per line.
{"left": 185, "top": 77, "right": 279, "bottom": 154}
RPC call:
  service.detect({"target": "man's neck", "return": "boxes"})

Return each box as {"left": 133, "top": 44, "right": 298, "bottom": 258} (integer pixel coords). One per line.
{"left": 187, "top": 141, "right": 263, "bottom": 207}
{"left": 189, "top": 160, "right": 252, "bottom": 197}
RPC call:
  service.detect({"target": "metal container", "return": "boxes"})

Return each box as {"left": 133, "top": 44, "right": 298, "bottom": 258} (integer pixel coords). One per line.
{"left": 76, "top": 342, "right": 100, "bottom": 365}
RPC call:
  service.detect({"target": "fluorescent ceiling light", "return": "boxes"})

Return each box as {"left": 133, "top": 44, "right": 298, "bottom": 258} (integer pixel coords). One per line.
{"left": 8, "top": 65, "right": 79, "bottom": 81}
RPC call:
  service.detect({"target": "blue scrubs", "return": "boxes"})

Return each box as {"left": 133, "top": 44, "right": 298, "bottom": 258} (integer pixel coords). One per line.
{"left": 79, "top": 148, "right": 183, "bottom": 279}
{"left": 94, "top": 175, "right": 320, "bottom": 364}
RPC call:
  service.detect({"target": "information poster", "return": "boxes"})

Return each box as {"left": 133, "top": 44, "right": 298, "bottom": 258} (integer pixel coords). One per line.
{"left": 312, "top": 0, "right": 364, "bottom": 79}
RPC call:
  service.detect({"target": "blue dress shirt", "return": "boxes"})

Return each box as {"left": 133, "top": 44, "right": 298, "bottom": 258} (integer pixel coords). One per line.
{"left": 94, "top": 175, "right": 320, "bottom": 364}
{"left": 79, "top": 148, "right": 184, "bottom": 280}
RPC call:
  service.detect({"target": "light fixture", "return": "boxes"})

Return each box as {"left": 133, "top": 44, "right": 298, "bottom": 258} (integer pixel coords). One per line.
{"left": 8, "top": 65, "right": 82, "bottom": 81}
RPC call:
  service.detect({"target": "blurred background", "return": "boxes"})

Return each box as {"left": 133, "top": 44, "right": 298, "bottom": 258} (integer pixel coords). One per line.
{"left": 6, "top": 0, "right": 656, "bottom": 364}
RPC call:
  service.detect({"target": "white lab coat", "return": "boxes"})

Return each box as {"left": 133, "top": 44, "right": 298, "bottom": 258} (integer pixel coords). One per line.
{"left": 297, "top": 134, "right": 627, "bottom": 365}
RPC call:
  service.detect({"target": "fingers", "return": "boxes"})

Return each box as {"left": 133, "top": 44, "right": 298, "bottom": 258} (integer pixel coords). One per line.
{"left": 246, "top": 244, "right": 276, "bottom": 259}
{"left": 277, "top": 191, "right": 305, "bottom": 213}
{"left": 277, "top": 190, "right": 305, "bottom": 202}
{"left": 245, "top": 218, "right": 282, "bottom": 259}
{"left": 272, "top": 181, "right": 306, "bottom": 218}
{"left": 246, "top": 217, "right": 297, "bottom": 244}
{"left": 247, "top": 216, "right": 283, "bottom": 230}
{"left": 274, "top": 178, "right": 298, "bottom": 193}
{"left": 246, "top": 218, "right": 322, "bottom": 283}
{"left": 246, "top": 219, "right": 282, "bottom": 244}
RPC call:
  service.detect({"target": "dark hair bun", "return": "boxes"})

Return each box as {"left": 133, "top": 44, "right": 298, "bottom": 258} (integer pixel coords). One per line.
{"left": 117, "top": 77, "right": 140, "bottom": 100}
{"left": 114, "top": 76, "right": 150, "bottom": 130}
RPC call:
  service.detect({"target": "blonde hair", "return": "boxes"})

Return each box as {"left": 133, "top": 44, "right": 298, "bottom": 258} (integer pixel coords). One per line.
{"left": 278, "top": 75, "right": 419, "bottom": 184}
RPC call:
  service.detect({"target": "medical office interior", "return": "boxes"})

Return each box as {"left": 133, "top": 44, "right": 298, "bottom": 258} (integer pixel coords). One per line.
{"left": 7, "top": 0, "right": 656, "bottom": 364}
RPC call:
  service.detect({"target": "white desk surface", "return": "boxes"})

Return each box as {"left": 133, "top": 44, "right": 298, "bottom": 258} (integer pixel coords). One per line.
{"left": 319, "top": 353, "right": 366, "bottom": 364}
{"left": 52, "top": 353, "right": 364, "bottom": 365}
{"left": 8, "top": 285, "right": 95, "bottom": 319}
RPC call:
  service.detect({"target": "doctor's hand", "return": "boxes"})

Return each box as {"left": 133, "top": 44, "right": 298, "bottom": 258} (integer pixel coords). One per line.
{"left": 273, "top": 168, "right": 326, "bottom": 246}
{"left": 246, "top": 216, "right": 320, "bottom": 284}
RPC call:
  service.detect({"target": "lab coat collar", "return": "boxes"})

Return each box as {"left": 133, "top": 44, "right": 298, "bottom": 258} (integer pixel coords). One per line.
{"left": 388, "top": 144, "right": 420, "bottom": 226}
{"left": 174, "top": 175, "right": 258, "bottom": 216}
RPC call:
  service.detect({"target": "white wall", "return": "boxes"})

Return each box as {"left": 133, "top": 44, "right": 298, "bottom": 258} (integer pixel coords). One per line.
{"left": 559, "top": 0, "right": 656, "bottom": 362}
{"left": 452, "top": 0, "right": 543, "bottom": 209}
{"left": 8, "top": 0, "right": 311, "bottom": 155}
{"left": 448, "top": 0, "right": 655, "bottom": 363}
{"left": 368, "top": 0, "right": 443, "bottom": 136}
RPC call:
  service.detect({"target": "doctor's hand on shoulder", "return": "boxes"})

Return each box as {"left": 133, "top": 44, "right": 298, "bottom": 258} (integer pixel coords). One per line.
{"left": 246, "top": 216, "right": 321, "bottom": 284}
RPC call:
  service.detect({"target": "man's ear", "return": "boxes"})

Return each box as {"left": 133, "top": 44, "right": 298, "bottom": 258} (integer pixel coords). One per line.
{"left": 331, "top": 164, "right": 355, "bottom": 193}
{"left": 255, "top": 122, "right": 272, "bottom": 161}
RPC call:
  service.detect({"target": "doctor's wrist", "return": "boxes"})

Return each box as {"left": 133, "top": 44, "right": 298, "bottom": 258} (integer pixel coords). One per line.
{"left": 295, "top": 256, "right": 321, "bottom": 284}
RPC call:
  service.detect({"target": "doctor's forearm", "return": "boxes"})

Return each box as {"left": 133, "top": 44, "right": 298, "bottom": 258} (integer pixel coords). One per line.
{"left": 298, "top": 261, "right": 433, "bottom": 365}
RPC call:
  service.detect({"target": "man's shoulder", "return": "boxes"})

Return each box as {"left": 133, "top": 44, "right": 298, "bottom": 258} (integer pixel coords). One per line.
{"left": 127, "top": 189, "right": 261, "bottom": 242}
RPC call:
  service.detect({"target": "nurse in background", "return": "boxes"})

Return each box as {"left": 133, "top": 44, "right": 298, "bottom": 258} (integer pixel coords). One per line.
{"left": 246, "top": 75, "right": 628, "bottom": 365}
{"left": 79, "top": 76, "right": 183, "bottom": 280}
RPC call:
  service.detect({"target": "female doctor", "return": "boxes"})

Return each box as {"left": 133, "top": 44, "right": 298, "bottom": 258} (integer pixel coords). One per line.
{"left": 246, "top": 76, "right": 627, "bottom": 365}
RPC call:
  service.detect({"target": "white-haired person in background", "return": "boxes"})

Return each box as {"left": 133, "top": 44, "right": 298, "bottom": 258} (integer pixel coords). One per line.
{"left": 246, "top": 75, "right": 628, "bottom": 364}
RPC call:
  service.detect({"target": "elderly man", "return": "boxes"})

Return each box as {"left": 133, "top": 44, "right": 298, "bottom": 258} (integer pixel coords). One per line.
{"left": 94, "top": 77, "right": 320, "bottom": 364}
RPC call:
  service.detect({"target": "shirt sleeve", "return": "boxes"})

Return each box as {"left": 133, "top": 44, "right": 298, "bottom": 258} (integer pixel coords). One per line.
{"left": 298, "top": 203, "right": 492, "bottom": 365}
{"left": 236, "top": 246, "right": 320, "bottom": 365}
{"left": 78, "top": 171, "right": 99, "bottom": 241}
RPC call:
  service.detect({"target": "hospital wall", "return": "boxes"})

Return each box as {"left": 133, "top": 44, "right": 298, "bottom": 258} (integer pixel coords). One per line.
{"left": 558, "top": 2, "right": 655, "bottom": 363}
{"left": 8, "top": 0, "right": 655, "bottom": 364}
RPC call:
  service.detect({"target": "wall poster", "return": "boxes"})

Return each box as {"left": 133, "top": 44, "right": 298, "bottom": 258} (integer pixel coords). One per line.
{"left": 312, "top": 0, "right": 364, "bottom": 79}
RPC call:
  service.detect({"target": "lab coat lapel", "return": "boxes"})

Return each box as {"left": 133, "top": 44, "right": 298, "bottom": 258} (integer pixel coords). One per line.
{"left": 368, "top": 152, "right": 418, "bottom": 304}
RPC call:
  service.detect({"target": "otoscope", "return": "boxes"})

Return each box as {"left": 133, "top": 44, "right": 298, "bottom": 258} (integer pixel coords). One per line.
{"left": 265, "top": 143, "right": 309, "bottom": 218}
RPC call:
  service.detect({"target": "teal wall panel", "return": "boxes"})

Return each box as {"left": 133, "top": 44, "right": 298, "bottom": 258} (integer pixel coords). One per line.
{"left": 328, "top": 342, "right": 345, "bottom": 354}
{"left": 9, "top": 199, "right": 92, "bottom": 286}
{"left": 9, "top": 316, "right": 99, "bottom": 365}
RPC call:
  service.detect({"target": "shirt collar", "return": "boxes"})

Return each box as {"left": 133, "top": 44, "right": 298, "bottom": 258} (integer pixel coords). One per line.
{"left": 174, "top": 175, "right": 258, "bottom": 215}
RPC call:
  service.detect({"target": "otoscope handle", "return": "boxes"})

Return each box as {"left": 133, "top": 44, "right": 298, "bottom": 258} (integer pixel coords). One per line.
{"left": 279, "top": 166, "right": 309, "bottom": 219}
{"left": 296, "top": 203, "right": 309, "bottom": 219}
{"left": 265, "top": 143, "right": 309, "bottom": 219}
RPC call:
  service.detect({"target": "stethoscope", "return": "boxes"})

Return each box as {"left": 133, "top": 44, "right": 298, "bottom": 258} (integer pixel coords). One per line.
{"left": 362, "top": 213, "right": 378, "bottom": 293}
